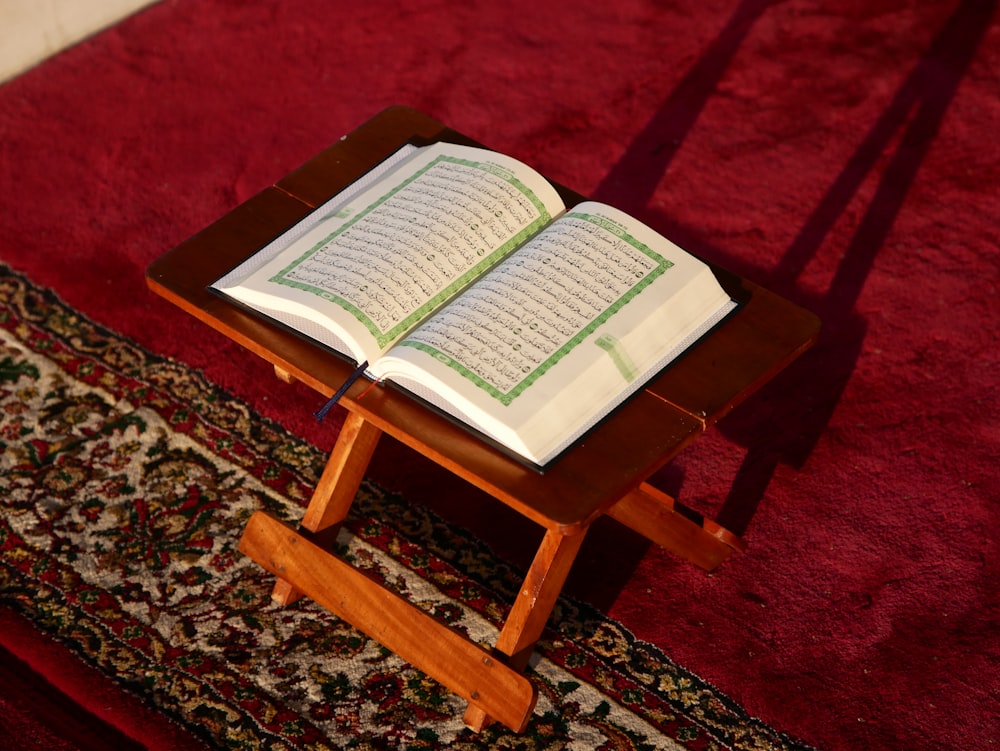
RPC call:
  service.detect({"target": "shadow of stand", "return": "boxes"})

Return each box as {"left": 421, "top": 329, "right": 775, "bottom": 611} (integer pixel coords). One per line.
{"left": 594, "top": 0, "right": 783, "bottom": 210}
{"left": 714, "top": 0, "right": 995, "bottom": 536}
{"left": 592, "top": 0, "right": 994, "bottom": 561}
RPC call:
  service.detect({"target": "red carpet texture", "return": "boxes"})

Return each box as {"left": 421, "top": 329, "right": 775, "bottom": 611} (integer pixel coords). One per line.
{"left": 1, "top": 1, "right": 997, "bottom": 749}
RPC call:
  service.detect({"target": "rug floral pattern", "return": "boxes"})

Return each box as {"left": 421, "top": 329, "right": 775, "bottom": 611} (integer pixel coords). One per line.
{"left": 0, "top": 264, "right": 812, "bottom": 750}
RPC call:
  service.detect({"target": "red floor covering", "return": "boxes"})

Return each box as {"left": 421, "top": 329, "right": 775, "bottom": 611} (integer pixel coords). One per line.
{"left": 1, "top": 1, "right": 997, "bottom": 749}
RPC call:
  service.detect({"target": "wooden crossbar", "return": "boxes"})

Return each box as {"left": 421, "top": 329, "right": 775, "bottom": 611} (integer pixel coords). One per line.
{"left": 239, "top": 511, "right": 538, "bottom": 732}
{"left": 607, "top": 482, "right": 746, "bottom": 571}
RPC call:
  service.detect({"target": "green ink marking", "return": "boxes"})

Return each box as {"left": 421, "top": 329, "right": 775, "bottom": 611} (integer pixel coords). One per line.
{"left": 595, "top": 335, "right": 638, "bottom": 382}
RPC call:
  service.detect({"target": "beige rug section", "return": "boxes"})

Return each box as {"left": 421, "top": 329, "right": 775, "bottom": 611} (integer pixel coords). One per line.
{"left": 0, "top": 0, "right": 158, "bottom": 83}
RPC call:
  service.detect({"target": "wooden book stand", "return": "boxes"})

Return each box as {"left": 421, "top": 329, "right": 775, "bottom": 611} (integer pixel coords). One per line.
{"left": 146, "top": 106, "right": 819, "bottom": 732}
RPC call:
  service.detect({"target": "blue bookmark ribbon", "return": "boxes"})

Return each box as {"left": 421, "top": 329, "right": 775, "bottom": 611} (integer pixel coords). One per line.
{"left": 314, "top": 361, "right": 369, "bottom": 422}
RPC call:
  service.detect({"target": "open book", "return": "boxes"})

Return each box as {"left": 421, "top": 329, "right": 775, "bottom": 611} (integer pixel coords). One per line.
{"left": 213, "top": 141, "right": 737, "bottom": 467}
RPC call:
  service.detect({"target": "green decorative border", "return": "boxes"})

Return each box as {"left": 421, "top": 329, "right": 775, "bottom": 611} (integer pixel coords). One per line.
{"left": 400, "top": 212, "right": 673, "bottom": 405}
{"left": 268, "top": 155, "right": 553, "bottom": 348}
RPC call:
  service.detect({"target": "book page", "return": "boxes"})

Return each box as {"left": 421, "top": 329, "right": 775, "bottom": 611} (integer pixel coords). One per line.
{"left": 382, "top": 205, "right": 670, "bottom": 403}
{"left": 214, "top": 142, "right": 565, "bottom": 364}
{"left": 372, "top": 201, "right": 735, "bottom": 464}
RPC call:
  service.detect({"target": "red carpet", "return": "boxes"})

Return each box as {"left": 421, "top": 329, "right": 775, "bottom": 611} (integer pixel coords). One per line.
{"left": 1, "top": 1, "right": 997, "bottom": 749}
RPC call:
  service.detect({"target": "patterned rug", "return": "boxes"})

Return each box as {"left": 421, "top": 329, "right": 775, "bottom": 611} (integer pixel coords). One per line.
{"left": 0, "top": 262, "right": 814, "bottom": 750}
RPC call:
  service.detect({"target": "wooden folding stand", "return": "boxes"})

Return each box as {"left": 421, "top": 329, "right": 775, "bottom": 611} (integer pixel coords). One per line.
{"left": 146, "top": 106, "right": 819, "bottom": 733}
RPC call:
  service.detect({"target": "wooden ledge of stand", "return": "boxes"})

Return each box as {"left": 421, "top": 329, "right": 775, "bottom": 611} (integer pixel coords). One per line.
{"left": 238, "top": 511, "right": 537, "bottom": 733}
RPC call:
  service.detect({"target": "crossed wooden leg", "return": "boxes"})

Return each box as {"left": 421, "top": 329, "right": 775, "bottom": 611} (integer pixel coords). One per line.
{"left": 462, "top": 526, "right": 586, "bottom": 730}
{"left": 238, "top": 411, "right": 742, "bottom": 732}
{"left": 238, "top": 411, "right": 586, "bottom": 731}
{"left": 266, "top": 411, "right": 381, "bottom": 606}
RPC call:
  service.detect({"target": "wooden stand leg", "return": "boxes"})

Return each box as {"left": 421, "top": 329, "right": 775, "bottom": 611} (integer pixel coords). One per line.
{"left": 243, "top": 406, "right": 591, "bottom": 732}
{"left": 606, "top": 482, "right": 746, "bottom": 572}
{"left": 463, "top": 527, "right": 588, "bottom": 731}
{"left": 270, "top": 411, "right": 381, "bottom": 605}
